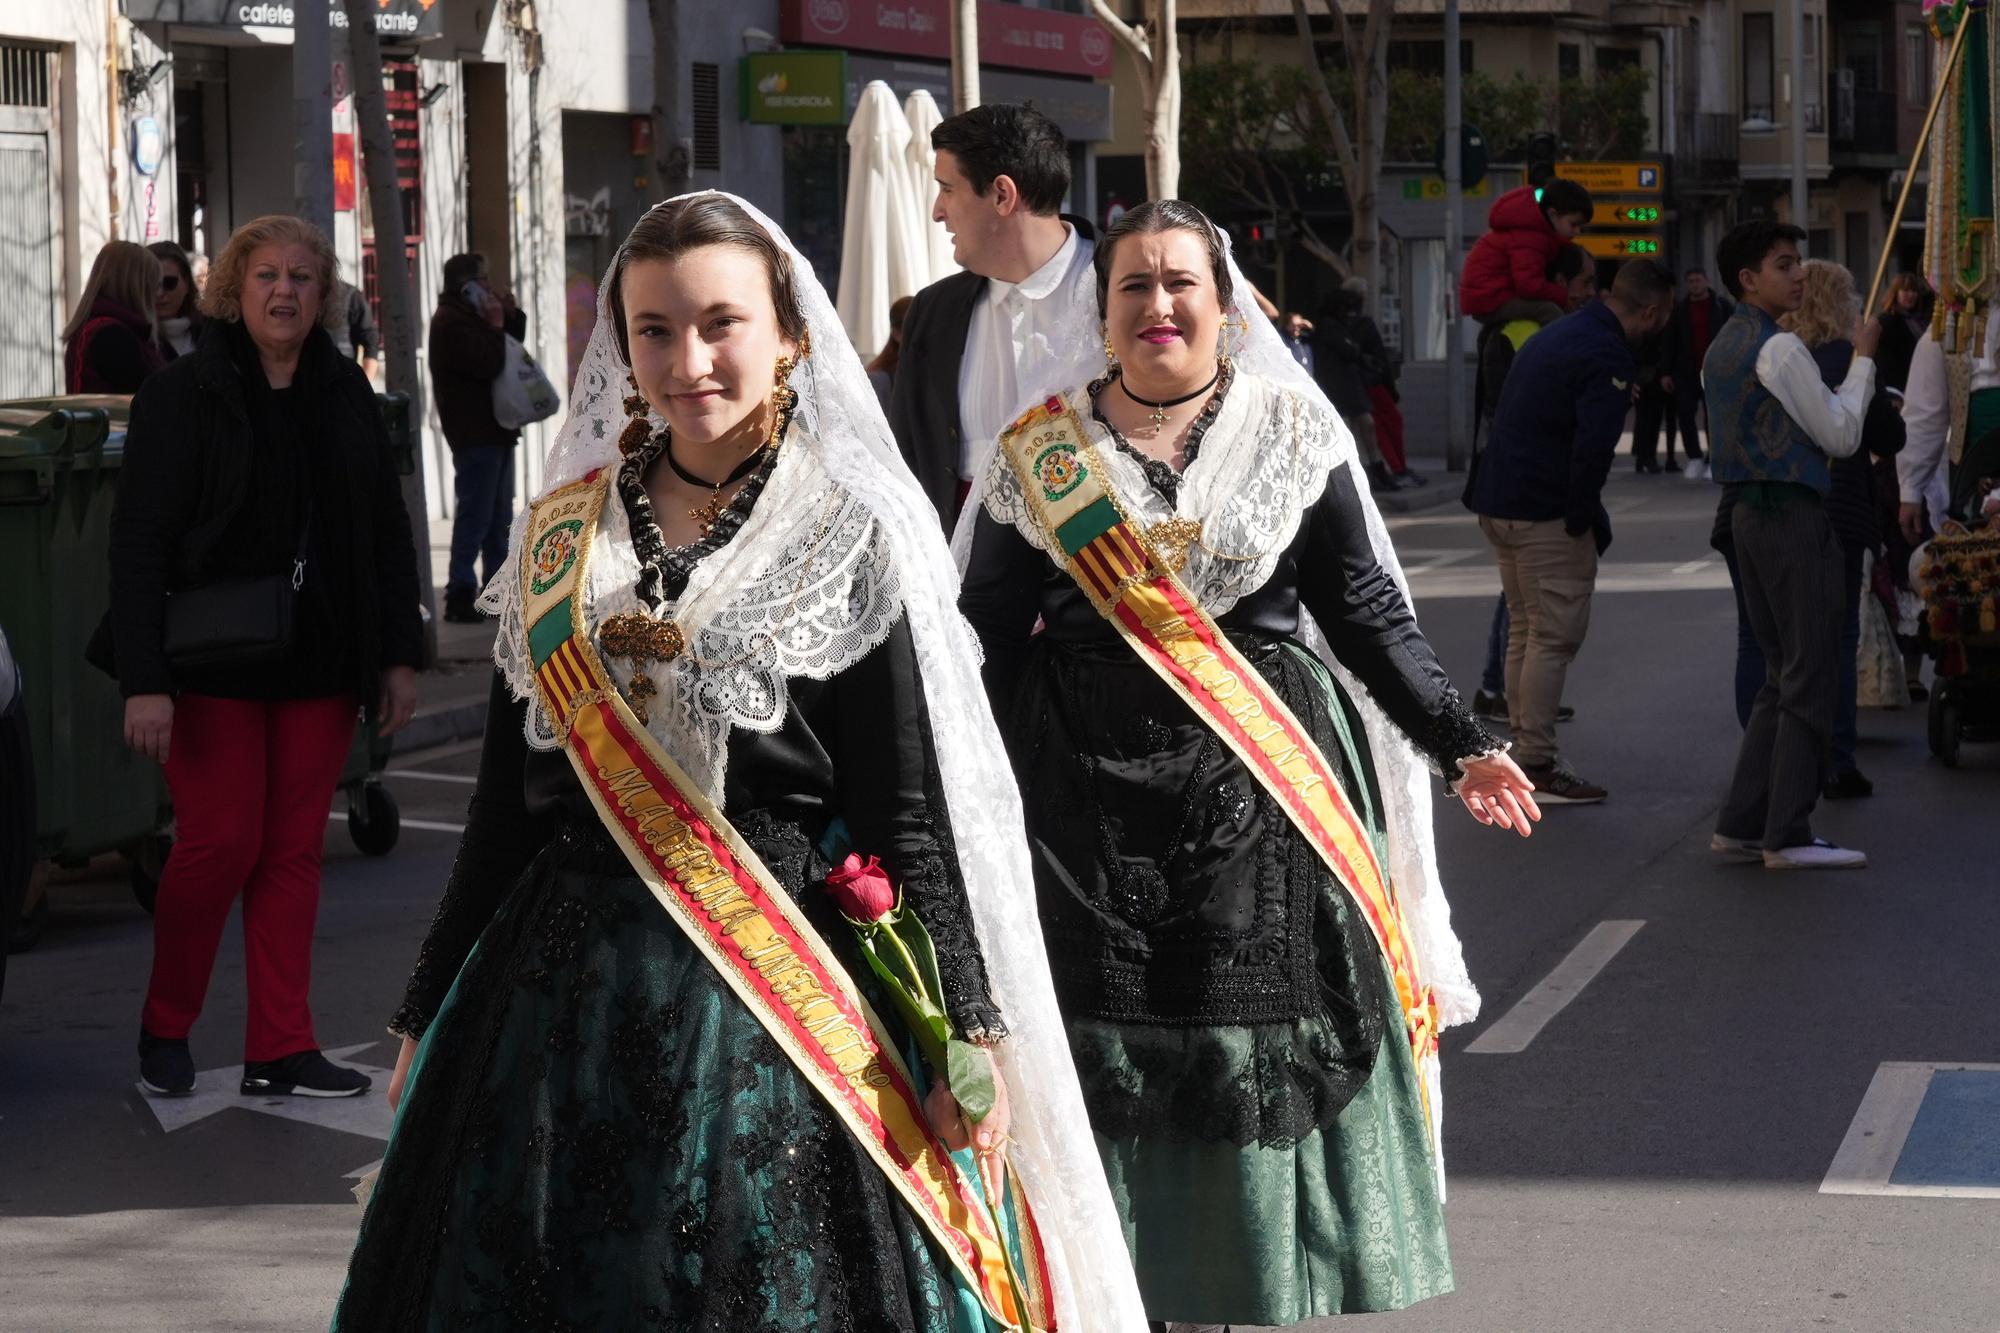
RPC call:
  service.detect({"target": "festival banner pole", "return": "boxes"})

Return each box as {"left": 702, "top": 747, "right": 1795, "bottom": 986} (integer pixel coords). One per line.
{"left": 1867, "top": 13, "right": 1977, "bottom": 319}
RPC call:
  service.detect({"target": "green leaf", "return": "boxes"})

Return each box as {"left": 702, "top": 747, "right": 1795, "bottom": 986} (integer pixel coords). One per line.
{"left": 947, "top": 1038, "right": 995, "bottom": 1122}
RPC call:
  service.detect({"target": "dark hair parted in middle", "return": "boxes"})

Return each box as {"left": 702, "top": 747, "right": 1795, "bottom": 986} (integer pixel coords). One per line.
{"left": 1092, "top": 199, "right": 1237, "bottom": 318}
{"left": 607, "top": 195, "right": 809, "bottom": 364}
{"left": 930, "top": 103, "right": 1071, "bottom": 215}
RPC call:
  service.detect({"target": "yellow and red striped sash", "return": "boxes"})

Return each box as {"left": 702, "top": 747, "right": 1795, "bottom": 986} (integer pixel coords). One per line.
{"left": 517, "top": 469, "right": 1053, "bottom": 1330}
{"left": 998, "top": 397, "right": 1440, "bottom": 1134}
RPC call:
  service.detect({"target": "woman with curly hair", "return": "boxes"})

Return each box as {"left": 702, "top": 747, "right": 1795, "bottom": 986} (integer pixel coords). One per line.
{"left": 109, "top": 214, "right": 423, "bottom": 1099}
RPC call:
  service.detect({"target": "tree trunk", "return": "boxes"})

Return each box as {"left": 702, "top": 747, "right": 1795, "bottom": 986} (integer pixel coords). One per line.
{"left": 952, "top": 0, "right": 981, "bottom": 111}
{"left": 1350, "top": 0, "right": 1391, "bottom": 316}
{"left": 341, "top": 0, "right": 435, "bottom": 621}
{"left": 648, "top": 0, "right": 690, "bottom": 193}
{"left": 1147, "top": 0, "right": 1181, "bottom": 198}
{"left": 1089, "top": 0, "right": 1181, "bottom": 200}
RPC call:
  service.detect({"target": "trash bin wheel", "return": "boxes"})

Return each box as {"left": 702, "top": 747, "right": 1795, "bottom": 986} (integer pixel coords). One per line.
{"left": 348, "top": 782, "right": 400, "bottom": 857}
{"left": 127, "top": 833, "right": 172, "bottom": 915}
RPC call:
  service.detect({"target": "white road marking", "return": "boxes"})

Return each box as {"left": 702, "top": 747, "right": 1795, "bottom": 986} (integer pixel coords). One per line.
{"left": 136, "top": 1043, "right": 394, "bottom": 1141}
{"left": 1466, "top": 920, "right": 1646, "bottom": 1054}
{"left": 384, "top": 769, "right": 478, "bottom": 785}
{"left": 325, "top": 811, "right": 467, "bottom": 835}
{"left": 1674, "top": 554, "right": 1719, "bottom": 575}
{"left": 1821, "top": 1062, "right": 2000, "bottom": 1199}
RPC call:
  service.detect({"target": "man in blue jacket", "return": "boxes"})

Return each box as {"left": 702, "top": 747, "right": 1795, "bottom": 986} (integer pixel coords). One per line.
{"left": 1469, "top": 259, "right": 1675, "bottom": 802}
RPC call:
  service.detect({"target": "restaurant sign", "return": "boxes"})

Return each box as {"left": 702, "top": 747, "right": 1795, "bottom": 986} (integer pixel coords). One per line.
{"left": 123, "top": 0, "right": 444, "bottom": 39}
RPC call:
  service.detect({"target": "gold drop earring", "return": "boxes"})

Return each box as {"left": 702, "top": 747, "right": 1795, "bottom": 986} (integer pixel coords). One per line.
{"left": 1102, "top": 326, "right": 1118, "bottom": 374}
{"left": 619, "top": 375, "right": 654, "bottom": 458}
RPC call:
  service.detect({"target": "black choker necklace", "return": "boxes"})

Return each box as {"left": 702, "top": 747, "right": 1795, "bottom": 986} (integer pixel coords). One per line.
{"left": 1120, "top": 368, "right": 1222, "bottom": 430}
{"left": 665, "top": 436, "right": 769, "bottom": 537}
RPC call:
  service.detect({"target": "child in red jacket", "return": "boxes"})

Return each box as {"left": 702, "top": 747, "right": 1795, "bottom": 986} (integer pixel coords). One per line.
{"left": 1460, "top": 178, "right": 1595, "bottom": 325}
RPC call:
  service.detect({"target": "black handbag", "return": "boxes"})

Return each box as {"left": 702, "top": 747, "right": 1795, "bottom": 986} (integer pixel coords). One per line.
{"left": 160, "top": 505, "right": 312, "bottom": 670}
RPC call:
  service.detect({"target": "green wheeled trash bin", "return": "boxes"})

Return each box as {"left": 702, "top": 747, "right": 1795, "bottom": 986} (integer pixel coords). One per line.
{"left": 0, "top": 399, "right": 172, "bottom": 932}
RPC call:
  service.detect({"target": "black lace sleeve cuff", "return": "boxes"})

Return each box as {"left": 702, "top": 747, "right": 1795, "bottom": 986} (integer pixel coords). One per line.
{"left": 898, "top": 846, "right": 1010, "bottom": 1044}
{"left": 1412, "top": 688, "right": 1508, "bottom": 792}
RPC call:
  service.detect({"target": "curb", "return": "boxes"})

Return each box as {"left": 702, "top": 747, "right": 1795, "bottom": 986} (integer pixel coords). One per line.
{"left": 390, "top": 699, "right": 489, "bottom": 756}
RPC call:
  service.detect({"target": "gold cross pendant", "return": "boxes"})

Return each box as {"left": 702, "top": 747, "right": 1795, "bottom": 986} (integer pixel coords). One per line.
{"left": 688, "top": 491, "right": 726, "bottom": 538}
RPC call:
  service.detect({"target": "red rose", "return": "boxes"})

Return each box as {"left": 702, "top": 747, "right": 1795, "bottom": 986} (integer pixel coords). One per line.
{"left": 826, "top": 854, "right": 897, "bottom": 922}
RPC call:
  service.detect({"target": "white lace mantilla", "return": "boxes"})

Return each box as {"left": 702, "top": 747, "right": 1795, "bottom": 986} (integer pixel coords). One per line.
{"left": 482, "top": 440, "right": 904, "bottom": 804}
{"left": 981, "top": 369, "right": 1341, "bottom": 618}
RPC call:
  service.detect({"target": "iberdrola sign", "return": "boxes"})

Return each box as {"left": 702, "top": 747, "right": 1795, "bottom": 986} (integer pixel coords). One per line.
{"left": 740, "top": 51, "right": 849, "bottom": 126}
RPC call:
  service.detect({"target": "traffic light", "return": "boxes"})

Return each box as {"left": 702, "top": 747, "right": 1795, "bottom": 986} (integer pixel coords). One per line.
{"left": 1527, "top": 133, "right": 1559, "bottom": 195}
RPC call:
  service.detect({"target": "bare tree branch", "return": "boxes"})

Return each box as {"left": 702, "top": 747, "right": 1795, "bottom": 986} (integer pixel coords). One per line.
{"left": 1290, "top": 0, "right": 1360, "bottom": 187}
{"left": 1086, "top": 0, "right": 1153, "bottom": 63}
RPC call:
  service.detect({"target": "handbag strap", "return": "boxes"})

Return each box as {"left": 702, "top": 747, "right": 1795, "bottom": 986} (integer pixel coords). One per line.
{"left": 291, "top": 492, "right": 314, "bottom": 592}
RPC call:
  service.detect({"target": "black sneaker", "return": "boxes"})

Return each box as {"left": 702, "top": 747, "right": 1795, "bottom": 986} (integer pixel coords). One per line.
{"left": 1519, "top": 761, "right": 1608, "bottom": 804}
{"left": 241, "top": 1049, "right": 372, "bottom": 1098}
{"left": 1823, "top": 769, "right": 1875, "bottom": 800}
{"left": 443, "top": 593, "right": 482, "bottom": 625}
{"left": 138, "top": 1030, "right": 196, "bottom": 1096}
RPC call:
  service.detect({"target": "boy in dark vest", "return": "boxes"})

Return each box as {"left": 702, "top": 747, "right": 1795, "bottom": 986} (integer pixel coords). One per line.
{"left": 1705, "top": 221, "right": 1880, "bottom": 871}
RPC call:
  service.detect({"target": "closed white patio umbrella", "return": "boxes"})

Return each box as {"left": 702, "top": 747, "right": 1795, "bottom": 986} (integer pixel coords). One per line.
{"left": 836, "top": 80, "right": 927, "bottom": 361}
{"left": 901, "top": 88, "right": 958, "bottom": 287}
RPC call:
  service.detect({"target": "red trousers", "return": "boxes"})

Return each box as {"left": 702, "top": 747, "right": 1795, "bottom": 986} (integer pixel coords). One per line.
{"left": 1368, "top": 384, "right": 1408, "bottom": 473}
{"left": 142, "top": 694, "right": 357, "bottom": 1061}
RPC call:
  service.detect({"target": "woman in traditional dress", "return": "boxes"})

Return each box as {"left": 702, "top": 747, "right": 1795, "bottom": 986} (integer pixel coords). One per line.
{"left": 959, "top": 199, "right": 1540, "bottom": 1330}
{"left": 333, "top": 193, "right": 1145, "bottom": 1332}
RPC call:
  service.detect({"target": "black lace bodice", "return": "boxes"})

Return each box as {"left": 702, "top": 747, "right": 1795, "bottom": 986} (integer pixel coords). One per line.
{"left": 961, "top": 432, "right": 1494, "bottom": 780}
{"left": 391, "top": 463, "right": 1003, "bottom": 1046}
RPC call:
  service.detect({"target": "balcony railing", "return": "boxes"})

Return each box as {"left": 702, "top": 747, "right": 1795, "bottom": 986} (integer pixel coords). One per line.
{"left": 1677, "top": 111, "right": 1740, "bottom": 186}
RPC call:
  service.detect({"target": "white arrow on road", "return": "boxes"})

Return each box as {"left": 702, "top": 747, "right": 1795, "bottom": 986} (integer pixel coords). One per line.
{"left": 135, "top": 1042, "right": 395, "bottom": 1142}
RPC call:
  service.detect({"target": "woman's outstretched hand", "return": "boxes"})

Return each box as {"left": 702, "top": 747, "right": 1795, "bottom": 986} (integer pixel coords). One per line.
{"left": 1456, "top": 752, "right": 1542, "bottom": 838}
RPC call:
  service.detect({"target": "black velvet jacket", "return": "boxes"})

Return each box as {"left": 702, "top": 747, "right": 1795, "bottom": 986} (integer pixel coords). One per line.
{"left": 107, "top": 320, "right": 422, "bottom": 701}
{"left": 391, "top": 451, "right": 1003, "bottom": 1045}
{"left": 960, "top": 394, "right": 1491, "bottom": 1033}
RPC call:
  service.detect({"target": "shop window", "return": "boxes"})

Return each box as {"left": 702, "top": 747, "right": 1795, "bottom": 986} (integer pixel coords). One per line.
{"left": 692, "top": 63, "right": 720, "bottom": 172}
{"left": 1406, "top": 239, "right": 1450, "bottom": 363}
{"left": 1743, "top": 13, "right": 1775, "bottom": 124}
{"left": 1558, "top": 43, "right": 1581, "bottom": 83}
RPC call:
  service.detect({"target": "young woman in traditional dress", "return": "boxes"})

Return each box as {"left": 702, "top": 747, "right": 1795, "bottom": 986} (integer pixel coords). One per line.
{"left": 959, "top": 199, "right": 1541, "bottom": 1330}
{"left": 332, "top": 193, "right": 1145, "bottom": 1333}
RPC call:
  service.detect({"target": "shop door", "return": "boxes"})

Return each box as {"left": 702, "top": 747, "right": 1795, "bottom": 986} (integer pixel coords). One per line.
{"left": 0, "top": 43, "right": 60, "bottom": 398}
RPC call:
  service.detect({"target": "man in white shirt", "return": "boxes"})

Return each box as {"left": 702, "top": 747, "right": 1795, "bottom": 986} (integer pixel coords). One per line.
{"left": 1704, "top": 220, "right": 1878, "bottom": 871}
{"left": 889, "top": 104, "right": 1097, "bottom": 527}
{"left": 1895, "top": 308, "right": 2000, "bottom": 545}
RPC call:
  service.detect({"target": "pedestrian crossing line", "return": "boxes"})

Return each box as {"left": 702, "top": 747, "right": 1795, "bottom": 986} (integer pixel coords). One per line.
{"left": 324, "top": 810, "right": 468, "bottom": 835}
{"left": 1674, "top": 554, "right": 1719, "bottom": 575}
{"left": 1821, "top": 1062, "right": 2000, "bottom": 1198}
{"left": 384, "top": 769, "right": 479, "bottom": 784}
{"left": 1464, "top": 920, "right": 1646, "bottom": 1054}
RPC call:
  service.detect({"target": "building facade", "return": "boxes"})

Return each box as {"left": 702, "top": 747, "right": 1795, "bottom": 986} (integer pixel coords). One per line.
{"left": 6, "top": 0, "right": 1118, "bottom": 516}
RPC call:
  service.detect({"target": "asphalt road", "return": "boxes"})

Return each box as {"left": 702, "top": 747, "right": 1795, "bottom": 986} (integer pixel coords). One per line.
{"left": 2, "top": 463, "right": 1995, "bottom": 1333}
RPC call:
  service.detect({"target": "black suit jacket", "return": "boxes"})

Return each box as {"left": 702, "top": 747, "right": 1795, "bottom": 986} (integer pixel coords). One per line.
{"left": 889, "top": 216, "right": 1096, "bottom": 528}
